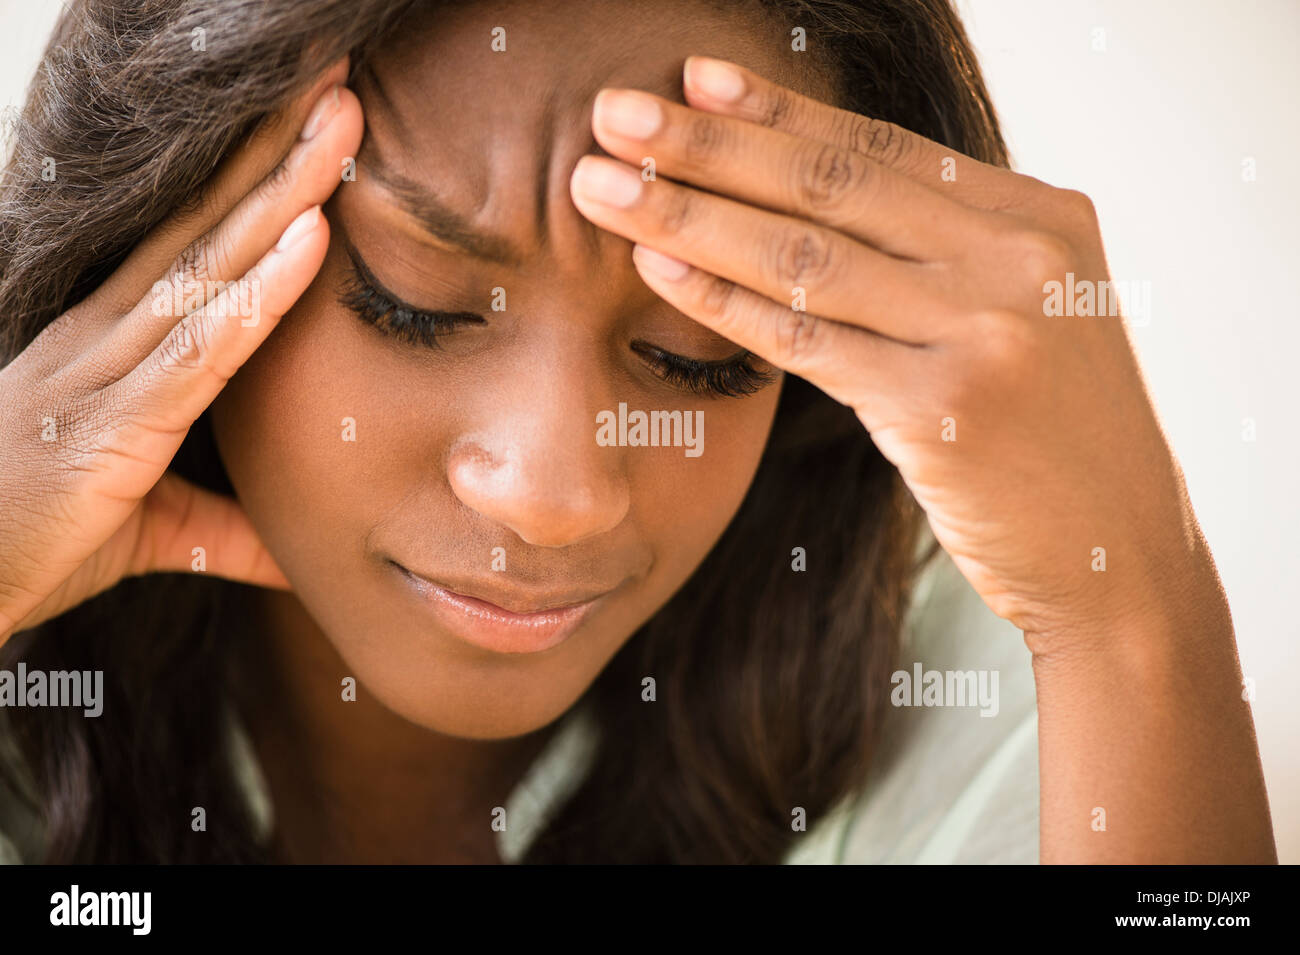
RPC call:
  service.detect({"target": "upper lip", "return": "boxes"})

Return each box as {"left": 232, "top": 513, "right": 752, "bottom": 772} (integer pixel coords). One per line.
{"left": 392, "top": 561, "right": 618, "bottom": 615}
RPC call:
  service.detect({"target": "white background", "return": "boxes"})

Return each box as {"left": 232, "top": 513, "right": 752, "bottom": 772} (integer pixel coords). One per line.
{"left": 2, "top": 0, "right": 1296, "bottom": 861}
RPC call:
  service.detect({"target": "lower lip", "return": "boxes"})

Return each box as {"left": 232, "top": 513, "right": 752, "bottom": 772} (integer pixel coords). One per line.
{"left": 392, "top": 563, "right": 597, "bottom": 655}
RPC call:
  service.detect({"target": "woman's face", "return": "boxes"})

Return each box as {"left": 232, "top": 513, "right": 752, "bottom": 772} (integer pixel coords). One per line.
{"left": 211, "top": 0, "right": 823, "bottom": 739}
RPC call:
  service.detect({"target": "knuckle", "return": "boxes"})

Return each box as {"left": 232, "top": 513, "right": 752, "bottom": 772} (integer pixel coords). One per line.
{"left": 172, "top": 231, "right": 219, "bottom": 289}
{"left": 756, "top": 86, "right": 795, "bottom": 129}
{"left": 696, "top": 273, "right": 741, "bottom": 324}
{"left": 771, "top": 308, "right": 823, "bottom": 366}
{"left": 965, "top": 308, "right": 1036, "bottom": 378}
{"left": 1014, "top": 229, "right": 1072, "bottom": 285}
{"left": 796, "top": 142, "right": 868, "bottom": 211}
{"left": 767, "top": 225, "right": 837, "bottom": 289}
{"left": 1057, "top": 187, "right": 1099, "bottom": 231}
{"left": 842, "top": 115, "right": 894, "bottom": 162}
{"left": 681, "top": 113, "right": 729, "bottom": 169}
{"left": 156, "top": 312, "right": 216, "bottom": 377}
{"left": 658, "top": 185, "right": 697, "bottom": 235}
{"left": 921, "top": 308, "right": 1035, "bottom": 412}
{"left": 847, "top": 115, "right": 911, "bottom": 168}
{"left": 971, "top": 307, "right": 1028, "bottom": 348}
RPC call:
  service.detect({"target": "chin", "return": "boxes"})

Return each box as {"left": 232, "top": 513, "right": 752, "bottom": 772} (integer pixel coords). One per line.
{"left": 383, "top": 695, "right": 570, "bottom": 741}
{"left": 321, "top": 619, "right": 598, "bottom": 740}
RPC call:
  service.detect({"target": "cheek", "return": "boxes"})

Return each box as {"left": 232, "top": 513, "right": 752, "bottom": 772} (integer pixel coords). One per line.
{"left": 210, "top": 262, "right": 781, "bottom": 591}
{"left": 206, "top": 250, "right": 783, "bottom": 738}
{"left": 622, "top": 384, "right": 782, "bottom": 585}
{"left": 208, "top": 253, "right": 422, "bottom": 585}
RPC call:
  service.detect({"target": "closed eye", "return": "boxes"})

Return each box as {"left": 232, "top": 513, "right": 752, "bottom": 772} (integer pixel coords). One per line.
{"left": 339, "top": 240, "right": 486, "bottom": 348}
{"left": 337, "top": 243, "right": 778, "bottom": 399}
{"left": 628, "top": 341, "right": 777, "bottom": 398}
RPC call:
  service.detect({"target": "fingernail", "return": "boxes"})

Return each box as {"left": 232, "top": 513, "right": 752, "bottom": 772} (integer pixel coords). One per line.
{"left": 633, "top": 244, "right": 690, "bottom": 281}
{"left": 301, "top": 85, "right": 341, "bottom": 141}
{"left": 685, "top": 56, "right": 746, "bottom": 103}
{"left": 276, "top": 206, "right": 321, "bottom": 251}
{"left": 594, "top": 89, "right": 663, "bottom": 139}
{"left": 571, "top": 157, "right": 643, "bottom": 207}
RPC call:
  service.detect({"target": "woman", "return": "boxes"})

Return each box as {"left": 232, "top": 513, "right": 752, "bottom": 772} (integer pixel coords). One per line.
{"left": 0, "top": 0, "right": 1276, "bottom": 863}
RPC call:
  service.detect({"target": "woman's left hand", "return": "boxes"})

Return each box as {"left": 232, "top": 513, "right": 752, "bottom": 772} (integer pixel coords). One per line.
{"left": 570, "top": 55, "right": 1214, "bottom": 651}
{"left": 568, "top": 56, "right": 1280, "bottom": 865}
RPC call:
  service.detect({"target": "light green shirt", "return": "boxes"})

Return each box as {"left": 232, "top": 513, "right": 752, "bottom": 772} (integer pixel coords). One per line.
{"left": 0, "top": 528, "right": 1039, "bottom": 864}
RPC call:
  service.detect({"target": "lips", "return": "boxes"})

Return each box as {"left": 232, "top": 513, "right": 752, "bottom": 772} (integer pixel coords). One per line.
{"left": 389, "top": 560, "right": 617, "bottom": 654}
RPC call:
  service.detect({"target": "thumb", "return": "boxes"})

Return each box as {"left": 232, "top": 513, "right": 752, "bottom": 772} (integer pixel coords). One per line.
{"left": 134, "top": 472, "right": 291, "bottom": 590}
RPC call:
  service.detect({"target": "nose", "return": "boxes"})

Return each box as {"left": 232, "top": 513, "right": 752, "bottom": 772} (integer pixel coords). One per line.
{"left": 446, "top": 363, "right": 631, "bottom": 549}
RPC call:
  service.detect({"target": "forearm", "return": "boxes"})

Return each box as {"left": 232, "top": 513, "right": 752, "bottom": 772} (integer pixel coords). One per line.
{"left": 1029, "top": 565, "right": 1277, "bottom": 864}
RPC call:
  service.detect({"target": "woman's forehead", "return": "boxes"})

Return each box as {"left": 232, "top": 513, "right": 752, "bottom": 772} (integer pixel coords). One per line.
{"left": 364, "top": 0, "right": 796, "bottom": 126}
{"left": 352, "top": 2, "right": 798, "bottom": 239}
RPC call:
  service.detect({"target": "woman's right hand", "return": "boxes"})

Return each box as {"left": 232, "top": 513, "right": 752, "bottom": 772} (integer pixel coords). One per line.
{"left": 0, "top": 57, "right": 363, "bottom": 646}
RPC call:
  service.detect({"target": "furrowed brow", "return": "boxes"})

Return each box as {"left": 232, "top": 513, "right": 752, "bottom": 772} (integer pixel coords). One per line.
{"left": 360, "top": 149, "right": 526, "bottom": 269}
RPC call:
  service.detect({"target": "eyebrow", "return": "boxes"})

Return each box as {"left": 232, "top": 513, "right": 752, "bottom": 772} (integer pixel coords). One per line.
{"left": 351, "top": 58, "right": 630, "bottom": 268}
{"left": 351, "top": 61, "right": 525, "bottom": 267}
{"left": 360, "top": 152, "right": 528, "bottom": 269}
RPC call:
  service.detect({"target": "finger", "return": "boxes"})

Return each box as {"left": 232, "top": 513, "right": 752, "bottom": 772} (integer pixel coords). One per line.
{"left": 628, "top": 243, "right": 917, "bottom": 409}
{"left": 91, "top": 83, "right": 361, "bottom": 374}
{"left": 590, "top": 87, "right": 988, "bottom": 261}
{"left": 130, "top": 472, "right": 290, "bottom": 589}
{"left": 681, "top": 55, "right": 1030, "bottom": 211}
{"left": 80, "top": 55, "right": 351, "bottom": 323}
{"left": 570, "top": 155, "right": 960, "bottom": 344}
{"left": 97, "top": 206, "right": 327, "bottom": 473}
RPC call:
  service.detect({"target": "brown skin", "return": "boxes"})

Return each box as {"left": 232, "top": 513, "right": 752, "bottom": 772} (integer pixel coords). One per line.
{"left": 571, "top": 58, "right": 1275, "bottom": 861}
{"left": 207, "top": 3, "right": 821, "bottom": 862}
{"left": 0, "top": 2, "right": 1274, "bottom": 863}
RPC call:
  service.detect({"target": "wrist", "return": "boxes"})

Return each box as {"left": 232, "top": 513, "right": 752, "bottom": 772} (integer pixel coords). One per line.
{"left": 1023, "top": 543, "right": 1234, "bottom": 665}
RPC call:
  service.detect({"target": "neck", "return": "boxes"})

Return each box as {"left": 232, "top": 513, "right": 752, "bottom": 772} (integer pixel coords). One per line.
{"left": 235, "top": 588, "right": 558, "bottom": 863}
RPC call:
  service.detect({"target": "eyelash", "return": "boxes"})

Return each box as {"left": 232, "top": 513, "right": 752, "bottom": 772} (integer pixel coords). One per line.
{"left": 339, "top": 246, "right": 485, "bottom": 349}
{"left": 628, "top": 341, "right": 777, "bottom": 398}
{"left": 337, "top": 245, "right": 777, "bottom": 399}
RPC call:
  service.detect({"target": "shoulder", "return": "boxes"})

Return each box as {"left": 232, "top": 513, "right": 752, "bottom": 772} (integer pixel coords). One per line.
{"left": 787, "top": 524, "right": 1040, "bottom": 864}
